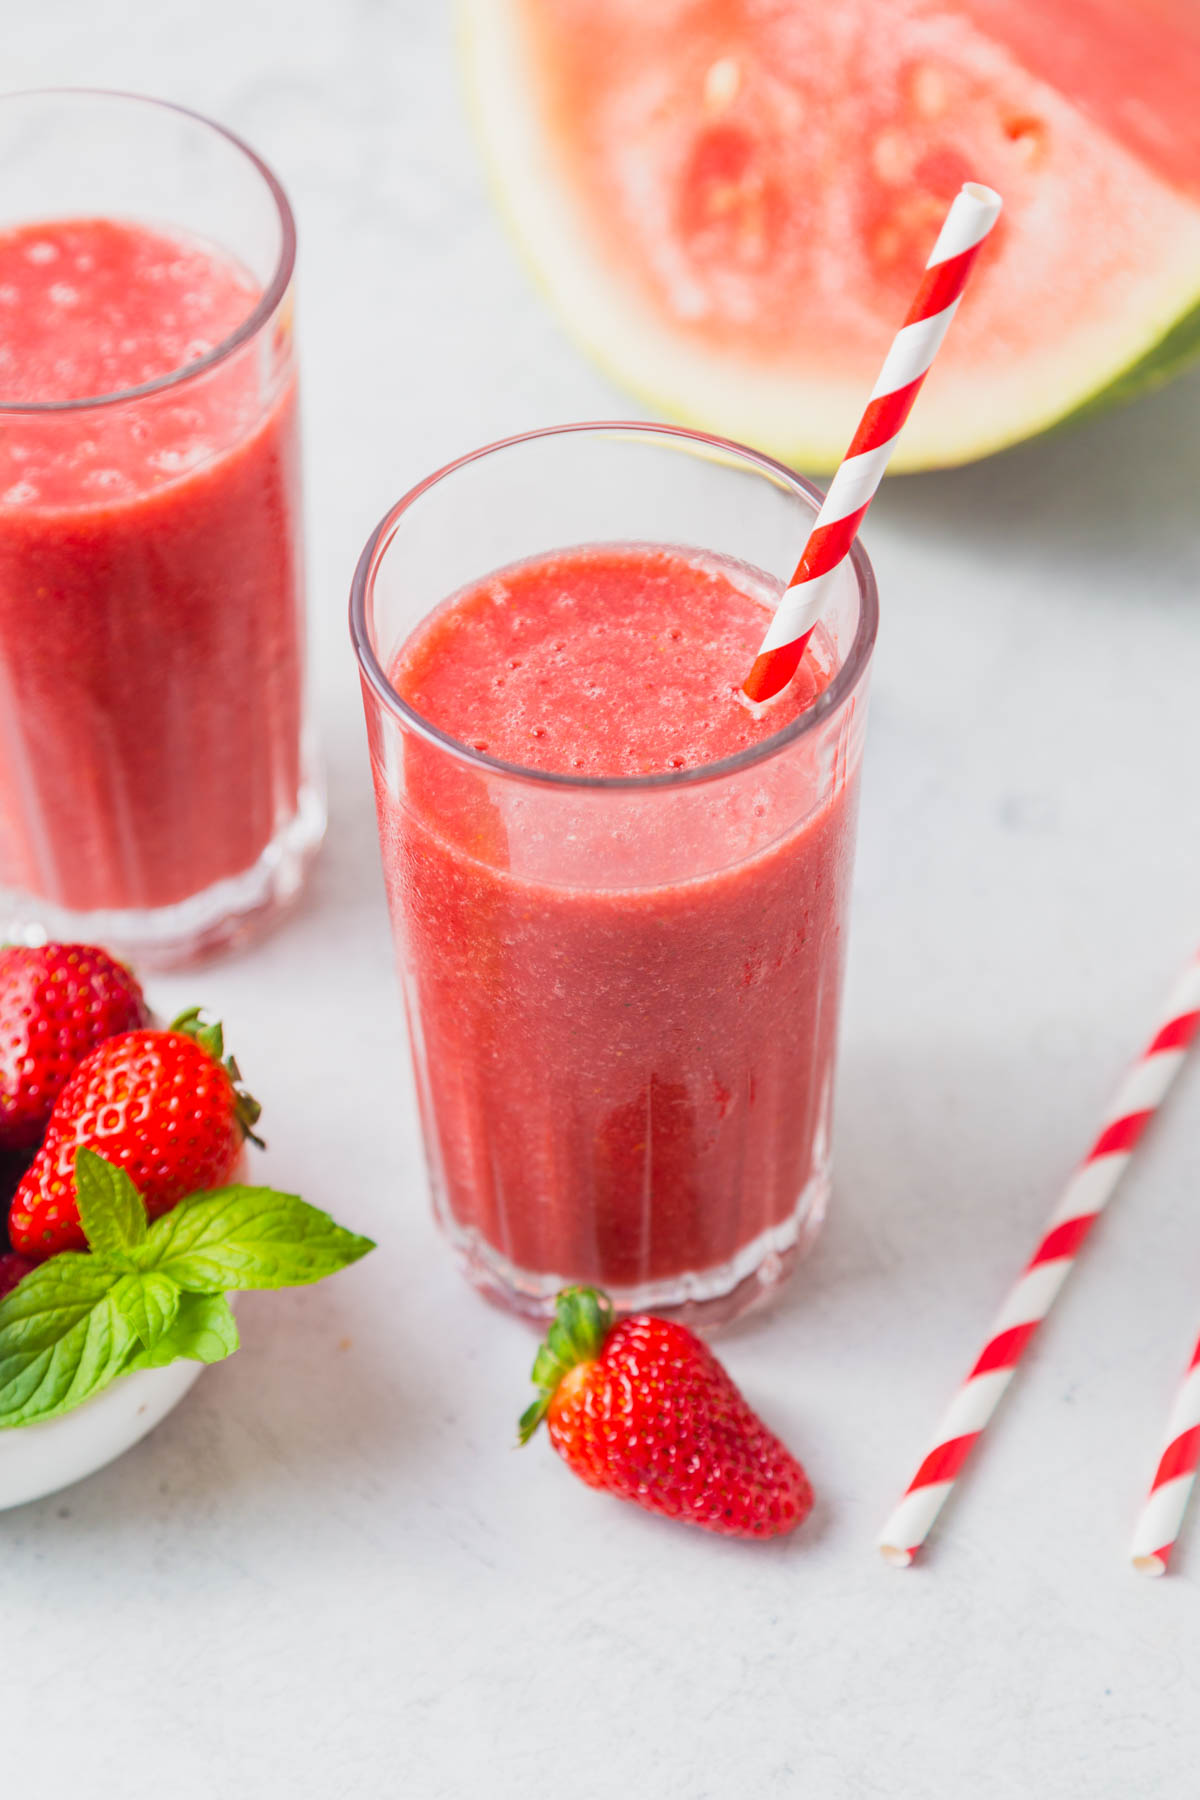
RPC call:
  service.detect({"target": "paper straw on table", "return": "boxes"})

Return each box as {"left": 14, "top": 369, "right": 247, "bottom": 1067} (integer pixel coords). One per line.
{"left": 1130, "top": 1333, "right": 1200, "bottom": 1576}
{"left": 879, "top": 951, "right": 1200, "bottom": 1567}
{"left": 743, "top": 181, "right": 1002, "bottom": 704}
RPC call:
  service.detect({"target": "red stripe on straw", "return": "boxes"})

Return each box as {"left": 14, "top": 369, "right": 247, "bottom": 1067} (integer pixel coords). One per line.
{"left": 969, "top": 1321, "right": 1038, "bottom": 1378}
{"left": 845, "top": 375, "right": 927, "bottom": 460}
{"left": 908, "top": 1434, "right": 980, "bottom": 1490}
{"left": 1151, "top": 1425, "right": 1200, "bottom": 1491}
{"left": 792, "top": 504, "right": 872, "bottom": 583}
{"left": 1148, "top": 1010, "right": 1200, "bottom": 1055}
{"left": 904, "top": 241, "right": 988, "bottom": 326}
{"left": 1028, "top": 1215, "right": 1096, "bottom": 1266}
{"left": 1088, "top": 1110, "right": 1154, "bottom": 1159}
{"left": 743, "top": 637, "right": 813, "bottom": 705}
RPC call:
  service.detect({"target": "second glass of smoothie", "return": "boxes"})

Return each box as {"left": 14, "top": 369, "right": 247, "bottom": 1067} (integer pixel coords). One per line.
{"left": 0, "top": 91, "right": 322, "bottom": 964}
{"left": 352, "top": 424, "right": 876, "bottom": 1326}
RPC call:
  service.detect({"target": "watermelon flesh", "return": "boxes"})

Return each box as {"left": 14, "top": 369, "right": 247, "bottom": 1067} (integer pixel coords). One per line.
{"left": 955, "top": 0, "right": 1200, "bottom": 199}
{"left": 462, "top": 0, "right": 1200, "bottom": 470}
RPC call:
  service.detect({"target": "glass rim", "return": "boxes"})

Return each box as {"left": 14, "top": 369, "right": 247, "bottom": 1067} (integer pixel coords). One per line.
{"left": 349, "top": 420, "right": 879, "bottom": 794}
{"left": 0, "top": 87, "right": 296, "bottom": 415}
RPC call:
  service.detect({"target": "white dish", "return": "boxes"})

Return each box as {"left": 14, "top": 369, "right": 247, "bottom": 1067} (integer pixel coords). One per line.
{"left": 0, "top": 1356, "right": 205, "bottom": 1510}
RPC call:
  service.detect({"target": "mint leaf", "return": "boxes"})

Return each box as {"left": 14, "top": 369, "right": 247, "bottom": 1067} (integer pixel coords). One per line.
{"left": 75, "top": 1147, "right": 147, "bottom": 1258}
{"left": 127, "top": 1293, "right": 239, "bottom": 1370}
{"left": 0, "top": 1176, "right": 371, "bottom": 1427}
{"left": 0, "top": 1254, "right": 137, "bottom": 1428}
{"left": 137, "top": 1186, "right": 375, "bottom": 1292}
{"left": 112, "top": 1271, "right": 180, "bottom": 1354}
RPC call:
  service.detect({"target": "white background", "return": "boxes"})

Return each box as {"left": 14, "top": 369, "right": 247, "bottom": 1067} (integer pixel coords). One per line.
{"left": 5, "top": 5, "right": 1200, "bottom": 1794}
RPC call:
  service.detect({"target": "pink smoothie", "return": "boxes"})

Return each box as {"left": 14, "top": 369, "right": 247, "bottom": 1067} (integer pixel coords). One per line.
{"left": 0, "top": 217, "right": 304, "bottom": 916}
{"left": 379, "top": 544, "right": 863, "bottom": 1304}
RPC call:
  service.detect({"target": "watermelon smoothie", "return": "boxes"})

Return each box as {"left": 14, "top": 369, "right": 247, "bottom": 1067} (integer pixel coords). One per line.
{"left": 0, "top": 93, "right": 319, "bottom": 964}
{"left": 354, "top": 426, "right": 876, "bottom": 1324}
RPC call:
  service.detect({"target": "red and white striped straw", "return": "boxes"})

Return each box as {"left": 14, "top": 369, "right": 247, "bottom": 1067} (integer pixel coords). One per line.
{"left": 743, "top": 181, "right": 1002, "bottom": 704}
{"left": 879, "top": 950, "right": 1200, "bottom": 1567}
{"left": 1130, "top": 1332, "right": 1200, "bottom": 1576}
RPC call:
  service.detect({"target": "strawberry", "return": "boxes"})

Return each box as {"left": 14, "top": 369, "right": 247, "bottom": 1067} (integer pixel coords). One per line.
{"left": 519, "top": 1287, "right": 813, "bottom": 1539}
{"left": 8, "top": 1008, "right": 263, "bottom": 1260}
{"left": 0, "top": 1250, "right": 35, "bottom": 1300}
{"left": 0, "top": 943, "right": 150, "bottom": 1151}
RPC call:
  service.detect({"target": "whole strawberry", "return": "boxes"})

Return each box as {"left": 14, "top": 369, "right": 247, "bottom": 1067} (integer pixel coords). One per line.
{"left": 0, "top": 943, "right": 150, "bottom": 1151}
{"left": 8, "top": 1008, "right": 262, "bottom": 1260}
{"left": 519, "top": 1287, "right": 813, "bottom": 1538}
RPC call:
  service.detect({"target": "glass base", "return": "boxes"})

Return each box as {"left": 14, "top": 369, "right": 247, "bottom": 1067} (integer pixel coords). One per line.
{"left": 0, "top": 781, "right": 326, "bottom": 970}
{"left": 438, "top": 1164, "right": 831, "bottom": 1331}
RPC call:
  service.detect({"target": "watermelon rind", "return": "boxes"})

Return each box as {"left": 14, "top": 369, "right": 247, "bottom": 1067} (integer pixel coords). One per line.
{"left": 1049, "top": 292, "right": 1200, "bottom": 435}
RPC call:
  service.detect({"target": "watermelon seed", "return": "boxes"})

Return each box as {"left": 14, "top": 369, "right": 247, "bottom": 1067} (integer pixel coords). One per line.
{"left": 1004, "top": 116, "right": 1046, "bottom": 164}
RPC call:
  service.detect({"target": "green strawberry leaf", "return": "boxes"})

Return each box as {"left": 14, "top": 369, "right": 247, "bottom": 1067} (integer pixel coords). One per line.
{"left": 126, "top": 1293, "right": 239, "bottom": 1370}
{"left": 112, "top": 1270, "right": 180, "bottom": 1354}
{"left": 519, "top": 1287, "right": 614, "bottom": 1445}
{"left": 136, "top": 1186, "right": 376, "bottom": 1292}
{"left": 0, "top": 1254, "right": 138, "bottom": 1428}
{"left": 170, "top": 1004, "right": 225, "bottom": 1062}
{"left": 75, "top": 1146, "right": 148, "bottom": 1259}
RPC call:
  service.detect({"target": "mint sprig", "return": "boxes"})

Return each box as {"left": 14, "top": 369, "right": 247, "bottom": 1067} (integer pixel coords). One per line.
{"left": 0, "top": 1151, "right": 374, "bottom": 1428}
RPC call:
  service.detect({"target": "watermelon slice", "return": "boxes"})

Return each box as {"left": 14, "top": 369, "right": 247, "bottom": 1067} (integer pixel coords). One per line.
{"left": 460, "top": 0, "right": 1200, "bottom": 470}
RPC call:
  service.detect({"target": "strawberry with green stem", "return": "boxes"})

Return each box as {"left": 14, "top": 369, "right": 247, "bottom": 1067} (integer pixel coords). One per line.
{"left": 520, "top": 1287, "right": 813, "bottom": 1539}
{"left": 9, "top": 1007, "right": 264, "bottom": 1260}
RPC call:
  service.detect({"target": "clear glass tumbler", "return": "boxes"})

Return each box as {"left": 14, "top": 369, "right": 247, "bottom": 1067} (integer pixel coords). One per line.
{"left": 352, "top": 424, "right": 876, "bottom": 1326}
{"left": 0, "top": 90, "right": 323, "bottom": 965}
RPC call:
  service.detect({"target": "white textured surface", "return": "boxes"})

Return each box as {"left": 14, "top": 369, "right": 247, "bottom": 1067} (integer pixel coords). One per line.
{"left": 6, "top": 6, "right": 1200, "bottom": 1794}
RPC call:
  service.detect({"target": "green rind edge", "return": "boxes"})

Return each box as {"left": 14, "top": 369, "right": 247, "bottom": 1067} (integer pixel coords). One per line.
{"left": 1045, "top": 292, "right": 1200, "bottom": 439}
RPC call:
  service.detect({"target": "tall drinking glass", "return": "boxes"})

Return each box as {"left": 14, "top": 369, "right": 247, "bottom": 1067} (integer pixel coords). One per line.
{"left": 0, "top": 90, "right": 322, "bottom": 965}
{"left": 352, "top": 424, "right": 876, "bottom": 1326}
